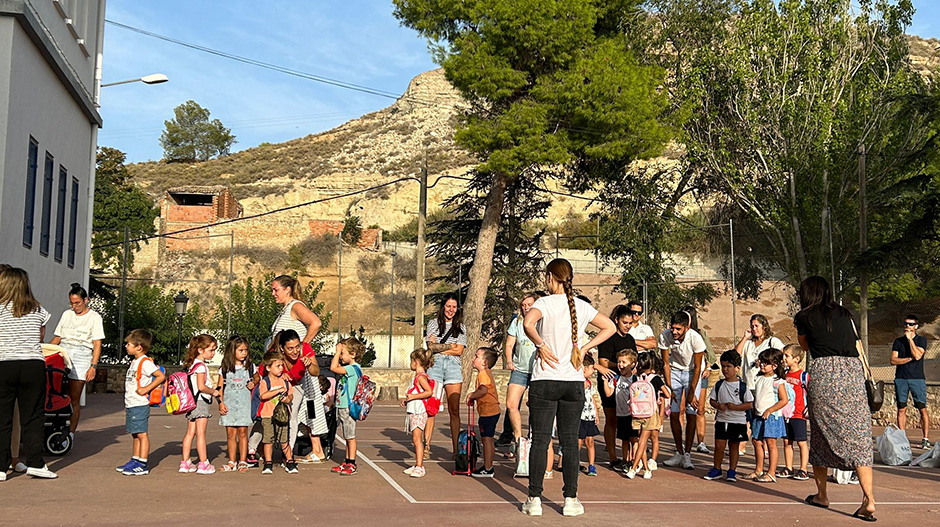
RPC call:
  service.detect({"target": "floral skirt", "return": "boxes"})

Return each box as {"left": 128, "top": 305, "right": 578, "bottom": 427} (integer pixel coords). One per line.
{"left": 807, "top": 356, "right": 873, "bottom": 470}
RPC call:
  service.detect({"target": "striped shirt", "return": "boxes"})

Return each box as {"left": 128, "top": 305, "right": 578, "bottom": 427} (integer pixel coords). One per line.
{"left": 0, "top": 302, "right": 51, "bottom": 362}
{"left": 271, "top": 299, "right": 308, "bottom": 341}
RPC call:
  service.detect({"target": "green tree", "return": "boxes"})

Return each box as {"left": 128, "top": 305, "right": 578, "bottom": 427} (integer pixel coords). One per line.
{"left": 160, "top": 100, "right": 236, "bottom": 162}
{"left": 92, "top": 147, "right": 159, "bottom": 271}
{"left": 394, "top": 0, "right": 674, "bottom": 385}
{"left": 341, "top": 215, "right": 363, "bottom": 245}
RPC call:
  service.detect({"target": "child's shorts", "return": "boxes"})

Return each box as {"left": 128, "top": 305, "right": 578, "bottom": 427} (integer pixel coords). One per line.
{"left": 186, "top": 396, "right": 212, "bottom": 421}
{"left": 125, "top": 405, "right": 150, "bottom": 434}
{"left": 786, "top": 417, "right": 808, "bottom": 442}
{"left": 478, "top": 414, "right": 499, "bottom": 438}
{"left": 579, "top": 419, "right": 600, "bottom": 439}
{"left": 714, "top": 421, "right": 748, "bottom": 442}
{"left": 338, "top": 407, "right": 357, "bottom": 439}
{"left": 616, "top": 416, "right": 639, "bottom": 440}
{"left": 631, "top": 411, "right": 663, "bottom": 432}
{"left": 406, "top": 412, "right": 428, "bottom": 433}
{"left": 751, "top": 414, "right": 785, "bottom": 440}
{"left": 261, "top": 417, "right": 288, "bottom": 445}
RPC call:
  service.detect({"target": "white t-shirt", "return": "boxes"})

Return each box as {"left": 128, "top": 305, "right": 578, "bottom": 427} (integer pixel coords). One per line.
{"left": 658, "top": 328, "right": 707, "bottom": 371}
{"left": 753, "top": 375, "right": 779, "bottom": 415}
{"left": 529, "top": 294, "right": 599, "bottom": 383}
{"left": 741, "top": 336, "right": 785, "bottom": 390}
{"left": 189, "top": 359, "right": 215, "bottom": 403}
{"left": 54, "top": 309, "right": 105, "bottom": 357}
{"left": 581, "top": 381, "right": 598, "bottom": 421}
{"left": 628, "top": 323, "right": 655, "bottom": 348}
{"left": 125, "top": 355, "right": 160, "bottom": 408}
{"left": 709, "top": 378, "right": 754, "bottom": 424}
{"left": 613, "top": 374, "right": 633, "bottom": 417}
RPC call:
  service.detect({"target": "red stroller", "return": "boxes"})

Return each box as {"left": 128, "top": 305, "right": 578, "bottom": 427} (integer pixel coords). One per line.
{"left": 42, "top": 349, "right": 73, "bottom": 456}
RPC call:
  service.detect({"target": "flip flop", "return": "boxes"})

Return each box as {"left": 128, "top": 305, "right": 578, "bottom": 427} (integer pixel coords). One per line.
{"left": 853, "top": 508, "right": 877, "bottom": 522}
{"left": 805, "top": 494, "right": 829, "bottom": 509}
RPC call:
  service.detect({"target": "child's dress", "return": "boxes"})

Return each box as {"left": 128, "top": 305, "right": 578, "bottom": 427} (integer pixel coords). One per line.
{"left": 220, "top": 364, "right": 253, "bottom": 427}
{"left": 405, "top": 373, "right": 429, "bottom": 433}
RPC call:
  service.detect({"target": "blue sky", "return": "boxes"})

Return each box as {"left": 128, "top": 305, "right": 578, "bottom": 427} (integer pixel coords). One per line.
{"left": 99, "top": 1, "right": 940, "bottom": 163}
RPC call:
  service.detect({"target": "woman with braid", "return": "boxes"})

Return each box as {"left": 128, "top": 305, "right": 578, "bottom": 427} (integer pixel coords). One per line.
{"left": 521, "top": 259, "right": 615, "bottom": 517}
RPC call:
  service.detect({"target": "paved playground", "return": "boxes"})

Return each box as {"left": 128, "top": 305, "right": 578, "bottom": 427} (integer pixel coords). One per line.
{"left": 3, "top": 394, "right": 939, "bottom": 526}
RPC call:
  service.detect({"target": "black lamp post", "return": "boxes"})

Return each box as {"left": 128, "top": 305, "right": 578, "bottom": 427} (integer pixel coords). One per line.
{"left": 174, "top": 291, "right": 189, "bottom": 364}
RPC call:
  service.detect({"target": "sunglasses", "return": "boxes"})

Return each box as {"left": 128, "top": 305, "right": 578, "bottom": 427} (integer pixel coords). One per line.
{"left": 904, "top": 322, "right": 917, "bottom": 327}
{"left": 629, "top": 310, "right": 643, "bottom": 316}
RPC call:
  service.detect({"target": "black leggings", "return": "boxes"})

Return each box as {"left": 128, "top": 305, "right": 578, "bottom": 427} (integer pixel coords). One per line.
{"left": 0, "top": 360, "right": 46, "bottom": 470}
{"left": 527, "top": 380, "right": 584, "bottom": 498}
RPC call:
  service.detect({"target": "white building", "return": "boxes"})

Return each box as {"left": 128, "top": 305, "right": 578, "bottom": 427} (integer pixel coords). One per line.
{"left": 0, "top": 1, "right": 104, "bottom": 308}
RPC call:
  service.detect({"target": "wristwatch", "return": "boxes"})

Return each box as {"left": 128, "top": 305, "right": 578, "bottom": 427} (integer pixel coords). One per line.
{"left": 90, "top": 363, "right": 98, "bottom": 369}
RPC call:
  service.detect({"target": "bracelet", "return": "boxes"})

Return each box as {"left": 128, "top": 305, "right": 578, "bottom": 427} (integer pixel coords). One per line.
{"left": 90, "top": 363, "right": 98, "bottom": 368}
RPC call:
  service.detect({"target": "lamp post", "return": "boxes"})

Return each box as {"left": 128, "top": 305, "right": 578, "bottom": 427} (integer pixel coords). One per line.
{"left": 101, "top": 73, "right": 169, "bottom": 88}
{"left": 174, "top": 291, "right": 189, "bottom": 365}
{"left": 389, "top": 251, "right": 397, "bottom": 367}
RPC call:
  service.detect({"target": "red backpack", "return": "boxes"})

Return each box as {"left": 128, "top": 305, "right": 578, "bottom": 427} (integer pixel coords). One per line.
{"left": 414, "top": 373, "right": 441, "bottom": 417}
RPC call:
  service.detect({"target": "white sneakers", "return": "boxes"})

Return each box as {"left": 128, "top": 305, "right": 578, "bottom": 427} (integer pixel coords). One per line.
{"left": 624, "top": 468, "right": 636, "bottom": 479}
{"left": 404, "top": 465, "right": 426, "bottom": 477}
{"left": 682, "top": 453, "right": 695, "bottom": 470}
{"left": 522, "top": 496, "right": 543, "bottom": 516}
{"left": 26, "top": 465, "right": 58, "bottom": 479}
{"left": 695, "top": 442, "right": 712, "bottom": 454}
{"left": 563, "top": 497, "right": 584, "bottom": 517}
{"left": 663, "top": 452, "right": 684, "bottom": 467}
{"left": 0, "top": 471, "right": 6, "bottom": 482}
{"left": 648, "top": 460, "right": 658, "bottom": 471}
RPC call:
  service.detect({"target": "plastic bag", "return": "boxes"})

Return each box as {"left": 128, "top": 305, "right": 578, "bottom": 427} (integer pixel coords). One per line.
{"left": 876, "top": 424, "right": 912, "bottom": 466}
{"left": 833, "top": 469, "right": 854, "bottom": 484}
{"left": 514, "top": 436, "right": 531, "bottom": 478}
{"left": 912, "top": 443, "right": 940, "bottom": 468}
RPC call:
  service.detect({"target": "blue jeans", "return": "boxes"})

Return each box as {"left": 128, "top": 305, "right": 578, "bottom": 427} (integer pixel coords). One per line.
{"left": 528, "top": 380, "right": 584, "bottom": 499}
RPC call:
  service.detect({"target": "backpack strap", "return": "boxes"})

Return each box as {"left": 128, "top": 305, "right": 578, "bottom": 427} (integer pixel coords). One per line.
{"left": 738, "top": 380, "right": 747, "bottom": 404}
{"left": 136, "top": 357, "right": 154, "bottom": 390}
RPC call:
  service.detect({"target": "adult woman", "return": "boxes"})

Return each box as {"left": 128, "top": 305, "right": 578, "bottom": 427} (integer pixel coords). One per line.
{"left": 49, "top": 283, "right": 104, "bottom": 440}
{"left": 796, "top": 276, "right": 875, "bottom": 521}
{"left": 736, "top": 314, "right": 785, "bottom": 392}
{"left": 522, "top": 259, "right": 615, "bottom": 517}
{"left": 595, "top": 304, "right": 637, "bottom": 469}
{"left": 502, "top": 292, "right": 542, "bottom": 449}
{"left": 0, "top": 268, "right": 57, "bottom": 479}
{"left": 275, "top": 330, "right": 323, "bottom": 457}
{"left": 425, "top": 293, "right": 466, "bottom": 457}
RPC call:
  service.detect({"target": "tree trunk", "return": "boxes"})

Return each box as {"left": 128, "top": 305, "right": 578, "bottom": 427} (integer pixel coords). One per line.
{"left": 460, "top": 172, "right": 509, "bottom": 394}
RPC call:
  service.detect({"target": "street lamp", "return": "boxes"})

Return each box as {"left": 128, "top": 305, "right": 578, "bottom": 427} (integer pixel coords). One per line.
{"left": 389, "top": 251, "right": 397, "bottom": 367}
{"left": 174, "top": 291, "right": 189, "bottom": 364}
{"left": 101, "top": 73, "right": 169, "bottom": 88}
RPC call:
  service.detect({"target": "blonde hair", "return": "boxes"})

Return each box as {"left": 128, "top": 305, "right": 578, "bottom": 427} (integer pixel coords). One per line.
{"left": 782, "top": 343, "right": 805, "bottom": 365}
{"left": 410, "top": 348, "right": 434, "bottom": 369}
{"left": 339, "top": 337, "right": 365, "bottom": 362}
{"left": 545, "top": 259, "right": 580, "bottom": 368}
{"left": 0, "top": 267, "right": 41, "bottom": 317}
{"left": 184, "top": 334, "right": 218, "bottom": 368}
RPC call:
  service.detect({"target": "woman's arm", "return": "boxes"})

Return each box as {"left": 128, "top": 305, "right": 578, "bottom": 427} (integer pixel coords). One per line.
{"left": 580, "top": 313, "right": 616, "bottom": 359}
{"left": 291, "top": 302, "right": 322, "bottom": 343}
{"left": 86, "top": 339, "right": 102, "bottom": 382}
{"left": 524, "top": 307, "right": 560, "bottom": 369}
{"left": 798, "top": 335, "right": 809, "bottom": 352}
{"left": 504, "top": 334, "right": 517, "bottom": 371}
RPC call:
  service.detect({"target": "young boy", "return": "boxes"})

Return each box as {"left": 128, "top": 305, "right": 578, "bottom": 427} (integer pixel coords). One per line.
{"left": 579, "top": 354, "right": 601, "bottom": 476}
{"left": 331, "top": 337, "right": 365, "bottom": 476}
{"left": 782, "top": 344, "right": 809, "bottom": 480}
{"left": 117, "top": 329, "right": 165, "bottom": 476}
{"left": 603, "top": 349, "right": 638, "bottom": 473}
{"left": 704, "top": 350, "right": 753, "bottom": 482}
{"left": 258, "top": 350, "right": 297, "bottom": 475}
{"left": 467, "top": 346, "right": 501, "bottom": 477}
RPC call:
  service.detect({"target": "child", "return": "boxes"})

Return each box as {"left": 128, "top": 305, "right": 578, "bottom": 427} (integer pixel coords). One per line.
{"left": 745, "top": 348, "right": 789, "bottom": 483}
{"left": 117, "top": 329, "right": 165, "bottom": 476}
{"left": 467, "top": 347, "right": 501, "bottom": 477}
{"left": 401, "top": 348, "right": 434, "bottom": 478}
{"left": 781, "top": 344, "right": 809, "bottom": 480}
{"left": 180, "top": 334, "right": 220, "bottom": 475}
{"left": 648, "top": 352, "right": 667, "bottom": 470}
{"left": 218, "top": 336, "right": 255, "bottom": 472}
{"left": 579, "top": 354, "right": 601, "bottom": 476}
{"left": 703, "top": 350, "right": 753, "bottom": 482}
{"left": 603, "top": 349, "right": 638, "bottom": 473}
{"left": 330, "top": 337, "right": 365, "bottom": 475}
{"left": 258, "top": 350, "right": 297, "bottom": 474}
{"left": 625, "top": 351, "right": 670, "bottom": 479}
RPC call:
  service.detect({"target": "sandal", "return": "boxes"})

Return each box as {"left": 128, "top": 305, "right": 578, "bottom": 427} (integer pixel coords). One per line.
{"left": 741, "top": 471, "right": 762, "bottom": 480}
{"left": 221, "top": 461, "right": 238, "bottom": 472}
{"left": 501, "top": 450, "right": 516, "bottom": 459}
{"left": 805, "top": 494, "right": 829, "bottom": 509}
{"left": 755, "top": 473, "right": 777, "bottom": 483}
{"left": 852, "top": 508, "right": 877, "bottom": 522}
{"left": 776, "top": 468, "right": 793, "bottom": 478}
{"left": 237, "top": 461, "right": 249, "bottom": 472}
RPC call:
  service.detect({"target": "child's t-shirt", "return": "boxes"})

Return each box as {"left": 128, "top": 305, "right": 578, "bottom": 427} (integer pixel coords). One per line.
{"left": 189, "top": 358, "right": 215, "bottom": 403}
{"left": 753, "top": 375, "right": 778, "bottom": 415}
{"left": 125, "top": 355, "right": 159, "bottom": 408}
{"left": 710, "top": 378, "right": 754, "bottom": 424}
{"left": 337, "top": 363, "right": 361, "bottom": 409}
{"left": 785, "top": 370, "right": 808, "bottom": 419}
{"left": 581, "top": 380, "right": 598, "bottom": 421}
{"left": 259, "top": 375, "right": 289, "bottom": 418}
{"left": 406, "top": 373, "right": 428, "bottom": 415}
{"left": 613, "top": 374, "right": 634, "bottom": 417}
{"left": 475, "top": 369, "right": 500, "bottom": 417}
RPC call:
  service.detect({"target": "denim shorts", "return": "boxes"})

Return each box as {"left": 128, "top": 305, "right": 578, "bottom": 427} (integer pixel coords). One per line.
{"left": 338, "top": 407, "right": 356, "bottom": 439}
{"left": 427, "top": 354, "right": 462, "bottom": 385}
{"left": 125, "top": 405, "right": 150, "bottom": 435}
{"left": 669, "top": 369, "right": 697, "bottom": 415}
{"left": 895, "top": 378, "right": 928, "bottom": 409}
{"left": 509, "top": 369, "right": 531, "bottom": 387}
{"left": 751, "top": 414, "right": 786, "bottom": 440}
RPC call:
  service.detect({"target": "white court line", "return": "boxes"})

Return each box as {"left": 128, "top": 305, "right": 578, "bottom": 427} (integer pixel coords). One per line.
{"left": 412, "top": 500, "right": 940, "bottom": 506}
{"left": 336, "top": 437, "right": 417, "bottom": 504}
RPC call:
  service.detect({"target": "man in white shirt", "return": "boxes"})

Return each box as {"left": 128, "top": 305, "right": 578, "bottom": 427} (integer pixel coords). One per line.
{"left": 659, "top": 311, "right": 706, "bottom": 470}
{"left": 626, "top": 301, "right": 656, "bottom": 351}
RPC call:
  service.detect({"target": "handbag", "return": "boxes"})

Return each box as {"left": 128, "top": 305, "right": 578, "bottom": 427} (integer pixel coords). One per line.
{"left": 852, "top": 320, "right": 884, "bottom": 413}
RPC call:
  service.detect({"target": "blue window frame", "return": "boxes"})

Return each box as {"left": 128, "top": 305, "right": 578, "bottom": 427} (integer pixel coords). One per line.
{"left": 55, "top": 166, "right": 68, "bottom": 262}
{"left": 68, "top": 177, "right": 80, "bottom": 268}
{"left": 23, "top": 138, "right": 39, "bottom": 248}
{"left": 39, "top": 152, "right": 54, "bottom": 256}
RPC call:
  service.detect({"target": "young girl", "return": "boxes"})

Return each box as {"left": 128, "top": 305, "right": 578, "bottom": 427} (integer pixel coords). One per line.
{"left": 578, "top": 354, "right": 601, "bottom": 476}
{"left": 218, "top": 336, "right": 254, "bottom": 472}
{"left": 648, "top": 353, "right": 667, "bottom": 470}
{"left": 746, "top": 348, "right": 789, "bottom": 483}
{"left": 180, "top": 334, "right": 220, "bottom": 475}
{"left": 401, "top": 348, "right": 434, "bottom": 478}
{"left": 625, "top": 351, "right": 670, "bottom": 479}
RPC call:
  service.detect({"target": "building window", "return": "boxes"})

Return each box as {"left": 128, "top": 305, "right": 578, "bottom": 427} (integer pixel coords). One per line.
{"left": 40, "top": 152, "right": 54, "bottom": 257}
{"left": 55, "top": 166, "right": 68, "bottom": 262}
{"left": 68, "top": 177, "right": 79, "bottom": 268}
{"left": 23, "top": 138, "right": 39, "bottom": 248}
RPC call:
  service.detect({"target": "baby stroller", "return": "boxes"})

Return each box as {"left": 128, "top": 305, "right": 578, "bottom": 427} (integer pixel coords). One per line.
{"left": 41, "top": 344, "right": 73, "bottom": 456}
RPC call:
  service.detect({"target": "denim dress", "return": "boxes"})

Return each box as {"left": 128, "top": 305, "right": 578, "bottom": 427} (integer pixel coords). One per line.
{"left": 220, "top": 365, "right": 253, "bottom": 427}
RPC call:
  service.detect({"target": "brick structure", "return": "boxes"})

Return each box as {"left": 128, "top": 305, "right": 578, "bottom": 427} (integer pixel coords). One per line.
{"left": 307, "top": 220, "right": 383, "bottom": 250}
{"left": 161, "top": 186, "right": 243, "bottom": 251}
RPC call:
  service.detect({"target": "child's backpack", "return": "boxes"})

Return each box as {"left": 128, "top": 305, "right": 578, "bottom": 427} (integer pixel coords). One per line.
{"left": 514, "top": 435, "right": 532, "bottom": 478}
{"left": 629, "top": 373, "right": 658, "bottom": 419}
{"left": 776, "top": 378, "right": 796, "bottom": 419}
{"left": 165, "top": 365, "right": 198, "bottom": 415}
{"left": 453, "top": 404, "right": 480, "bottom": 475}
{"left": 348, "top": 365, "right": 376, "bottom": 421}
{"left": 136, "top": 357, "right": 166, "bottom": 407}
{"left": 415, "top": 373, "right": 441, "bottom": 417}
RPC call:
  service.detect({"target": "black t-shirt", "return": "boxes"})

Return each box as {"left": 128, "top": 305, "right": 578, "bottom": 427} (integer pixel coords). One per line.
{"left": 597, "top": 332, "right": 637, "bottom": 400}
{"left": 793, "top": 306, "right": 859, "bottom": 360}
{"left": 893, "top": 335, "right": 927, "bottom": 380}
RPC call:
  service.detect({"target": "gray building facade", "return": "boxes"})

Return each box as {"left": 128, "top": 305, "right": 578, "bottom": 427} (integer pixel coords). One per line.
{"left": 0, "top": 0, "right": 104, "bottom": 309}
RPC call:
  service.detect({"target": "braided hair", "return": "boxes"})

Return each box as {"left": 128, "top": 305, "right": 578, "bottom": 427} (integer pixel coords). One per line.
{"left": 545, "top": 258, "right": 581, "bottom": 369}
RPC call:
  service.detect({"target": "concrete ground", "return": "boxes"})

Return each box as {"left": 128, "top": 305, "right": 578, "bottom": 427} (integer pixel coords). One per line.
{"left": 3, "top": 394, "right": 940, "bottom": 526}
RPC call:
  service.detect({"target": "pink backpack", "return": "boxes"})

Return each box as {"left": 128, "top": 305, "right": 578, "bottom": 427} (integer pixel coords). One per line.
{"left": 629, "top": 374, "right": 658, "bottom": 419}
{"left": 775, "top": 378, "right": 796, "bottom": 419}
{"left": 165, "top": 364, "right": 200, "bottom": 415}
